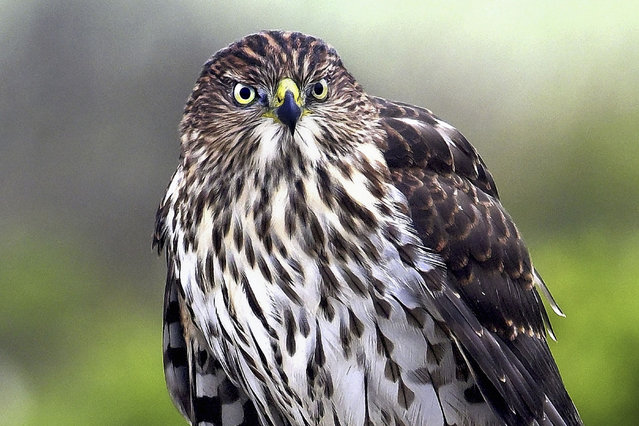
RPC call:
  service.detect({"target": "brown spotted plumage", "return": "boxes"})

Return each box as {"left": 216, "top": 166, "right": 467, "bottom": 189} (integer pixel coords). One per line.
{"left": 154, "top": 30, "right": 581, "bottom": 425}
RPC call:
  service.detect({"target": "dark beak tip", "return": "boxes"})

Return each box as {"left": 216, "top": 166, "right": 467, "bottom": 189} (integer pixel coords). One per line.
{"left": 276, "top": 91, "right": 301, "bottom": 134}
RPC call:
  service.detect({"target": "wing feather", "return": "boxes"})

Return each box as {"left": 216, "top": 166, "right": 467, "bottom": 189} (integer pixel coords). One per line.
{"left": 375, "top": 97, "right": 582, "bottom": 425}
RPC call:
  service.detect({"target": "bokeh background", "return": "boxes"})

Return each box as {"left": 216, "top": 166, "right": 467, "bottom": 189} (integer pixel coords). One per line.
{"left": 1, "top": 1, "right": 638, "bottom": 424}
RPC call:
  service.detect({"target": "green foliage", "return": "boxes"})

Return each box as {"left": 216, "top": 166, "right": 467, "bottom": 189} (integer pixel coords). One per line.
{"left": 0, "top": 237, "right": 183, "bottom": 425}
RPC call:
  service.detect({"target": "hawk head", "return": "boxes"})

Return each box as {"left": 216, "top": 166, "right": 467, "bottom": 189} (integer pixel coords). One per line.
{"left": 179, "top": 31, "right": 379, "bottom": 174}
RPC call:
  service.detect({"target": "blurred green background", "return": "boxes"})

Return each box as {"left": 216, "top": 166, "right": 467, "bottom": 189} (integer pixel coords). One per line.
{"left": 1, "top": 1, "right": 637, "bottom": 424}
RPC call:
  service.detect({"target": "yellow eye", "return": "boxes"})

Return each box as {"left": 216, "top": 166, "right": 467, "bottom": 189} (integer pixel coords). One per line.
{"left": 310, "top": 79, "right": 328, "bottom": 100}
{"left": 233, "top": 83, "right": 256, "bottom": 105}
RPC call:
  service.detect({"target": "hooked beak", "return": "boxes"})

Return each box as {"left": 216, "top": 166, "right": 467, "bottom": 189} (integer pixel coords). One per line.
{"left": 273, "top": 78, "right": 302, "bottom": 134}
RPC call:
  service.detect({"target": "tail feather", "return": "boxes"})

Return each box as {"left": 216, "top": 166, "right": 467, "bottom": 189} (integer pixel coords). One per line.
{"left": 163, "top": 268, "right": 191, "bottom": 419}
{"left": 163, "top": 267, "right": 257, "bottom": 425}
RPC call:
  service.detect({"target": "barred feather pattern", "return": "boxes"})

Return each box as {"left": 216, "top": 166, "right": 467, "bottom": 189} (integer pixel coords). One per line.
{"left": 163, "top": 263, "right": 260, "bottom": 425}
{"left": 154, "top": 31, "right": 581, "bottom": 426}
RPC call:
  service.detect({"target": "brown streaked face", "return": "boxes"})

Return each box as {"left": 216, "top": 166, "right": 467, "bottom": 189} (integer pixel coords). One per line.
{"left": 179, "top": 31, "right": 378, "bottom": 166}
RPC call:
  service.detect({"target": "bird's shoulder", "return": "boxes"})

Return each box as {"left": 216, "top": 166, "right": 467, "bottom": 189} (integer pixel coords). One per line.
{"left": 374, "top": 95, "right": 544, "bottom": 336}
{"left": 374, "top": 97, "right": 498, "bottom": 198}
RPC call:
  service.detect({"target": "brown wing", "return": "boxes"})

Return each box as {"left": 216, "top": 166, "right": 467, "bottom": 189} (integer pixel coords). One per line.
{"left": 375, "top": 97, "right": 581, "bottom": 425}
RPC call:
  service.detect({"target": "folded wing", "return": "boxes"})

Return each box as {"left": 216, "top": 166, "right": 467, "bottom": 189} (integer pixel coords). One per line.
{"left": 375, "top": 97, "right": 581, "bottom": 426}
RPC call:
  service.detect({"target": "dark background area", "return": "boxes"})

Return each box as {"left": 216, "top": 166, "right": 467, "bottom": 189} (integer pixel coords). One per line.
{"left": 1, "top": 1, "right": 638, "bottom": 424}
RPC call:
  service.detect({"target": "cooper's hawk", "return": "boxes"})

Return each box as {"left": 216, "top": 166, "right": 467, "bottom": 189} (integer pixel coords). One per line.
{"left": 154, "top": 31, "right": 581, "bottom": 425}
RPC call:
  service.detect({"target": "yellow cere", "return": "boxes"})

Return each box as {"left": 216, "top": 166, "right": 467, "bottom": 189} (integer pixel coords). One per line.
{"left": 274, "top": 78, "right": 301, "bottom": 107}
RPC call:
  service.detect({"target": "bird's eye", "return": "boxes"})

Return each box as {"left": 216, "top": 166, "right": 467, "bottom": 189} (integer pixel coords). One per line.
{"left": 233, "top": 83, "right": 256, "bottom": 105}
{"left": 310, "top": 79, "right": 328, "bottom": 101}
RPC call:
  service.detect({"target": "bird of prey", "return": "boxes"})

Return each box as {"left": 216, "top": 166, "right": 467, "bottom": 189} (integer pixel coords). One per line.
{"left": 154, "top": 31, "right": 581, "bottom": 426}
